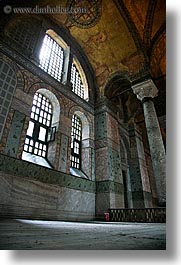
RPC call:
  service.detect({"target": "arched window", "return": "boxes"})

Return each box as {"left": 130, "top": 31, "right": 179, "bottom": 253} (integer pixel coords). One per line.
{"left": 70, "top": 58, "right": 89, "bottom": 100}
{"left": 70, "top": 114, "right": 82, "bottom": 169}
{"left": 71, "top": 64, "right": 84, "bottom": 99}
{"left": 23, "top": 92, "right": 56, "bottom": 167}
{"left": 39, "top": 31, "right": 65, "bottom": 82}
{"left": 5, "top": 17, "right": 41, "bottom": 54}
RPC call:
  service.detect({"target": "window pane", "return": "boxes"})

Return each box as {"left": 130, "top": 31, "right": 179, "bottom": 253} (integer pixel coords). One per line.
{"left": 39, "top": 34, "right": 64, "bottom": 82}
{"left": 70, "top": 114, "right": 82, "bottom": 169}
{"left": 38, "top": 126, "right": 46, "bottom": 142}
{"left": 26, "top": 121, "right": 34, "bottom": 137}
{"left": 23, "top": 92, "right": 53, "bottom": 159}
{"left": 70, "top": 63, "right": 85, "bottom": 99}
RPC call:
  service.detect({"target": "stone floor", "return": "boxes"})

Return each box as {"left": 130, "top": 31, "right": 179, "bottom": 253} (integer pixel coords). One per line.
{"left": 0, "top": 219, "right": 166, "bottom": 250}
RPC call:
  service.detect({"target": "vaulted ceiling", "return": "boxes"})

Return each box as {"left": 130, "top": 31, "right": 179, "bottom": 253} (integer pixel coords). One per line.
{"left": 43, "top": 0, "right": 166, "bottom": 89}
{"left": 1, "top": 0, "right": 166, "bottom": 115}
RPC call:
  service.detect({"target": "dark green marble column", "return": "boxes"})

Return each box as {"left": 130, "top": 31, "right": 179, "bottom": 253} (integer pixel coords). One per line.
{"left": 132, "top": 79, "right": 166, "bottom": 206}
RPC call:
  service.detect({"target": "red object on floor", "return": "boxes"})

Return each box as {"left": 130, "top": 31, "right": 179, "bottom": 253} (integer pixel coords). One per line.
{"left": 104, "top": 212, "right": 109, "bottom": 221}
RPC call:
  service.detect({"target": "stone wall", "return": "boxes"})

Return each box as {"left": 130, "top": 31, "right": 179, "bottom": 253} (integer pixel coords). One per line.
{"left": 95, "top": 102, "right": 125, "bottom": 218}
{"left": 0, "top": 154, "right": 95, "bottom": 221}
{"left": 0, "top": 40, "right": 95, "bottom": 220}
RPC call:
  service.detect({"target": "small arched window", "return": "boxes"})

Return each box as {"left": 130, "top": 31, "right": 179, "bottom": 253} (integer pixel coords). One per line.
{"left": 39, "top": 30, "right": 65, "bottom": 82}
{"left": 23, "top": 92, "right": 56, "bottom": 167}
{"left": 71, "top": 64, "right": 84, "bottom": 99}
{"left": 70, "top": 114, "right": 82, "bottom": 169}
{"left": 70, "top": 58, "right": 89, "bottom": 100}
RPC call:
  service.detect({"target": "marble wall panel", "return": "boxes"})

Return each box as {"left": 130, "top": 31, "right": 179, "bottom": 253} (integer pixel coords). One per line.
{"left": 110, "top": 192, "right": 124, "bottom": 208}
{"left": 95, "top": 113, "right": 107, "bottom": 140}
{"left": 107, "top": 113, "right": 119, "bottom": 144}
{"left": 0, "top": 153, "right": 95, "bottom": 193}
{"left": 108, "top": 147, "right": 123, "bottom": 183}
{"left": 0, "top": 171, "right": 95, "bottom": 220}
{"left": 96, "top": 192, "right": 111, "bottom": 216}
{"left": 5, "top": 111, "right": 25, "bottom": 157}
{"left": 58, "top": 134, "right": 69, "bottom": 173}
{"left": 95, "top": 147, "right": 108, "bottom": 181}
{"left": 82, "top": 147, "right": 91, "bottom": 179}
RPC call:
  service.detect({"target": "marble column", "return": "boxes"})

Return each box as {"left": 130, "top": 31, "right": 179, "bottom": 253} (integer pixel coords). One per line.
{"left": 132, "top": 79, "right": 166, "bottom": 206}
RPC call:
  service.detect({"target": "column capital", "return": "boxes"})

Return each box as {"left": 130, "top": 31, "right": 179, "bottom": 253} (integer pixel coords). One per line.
{"left": 132, "top": 79, "right": 158, "bottom": 102}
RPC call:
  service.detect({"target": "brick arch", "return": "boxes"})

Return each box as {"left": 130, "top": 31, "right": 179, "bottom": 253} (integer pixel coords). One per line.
{"left": 15, "top": 67, "right": 25, "bottom": 92}
{"left": 68, "top": 105, "right": 93, "bottom": 137}
{"left": 28, "top": 82, "right": 65, "bottom": 116}
{"left": 103, "top": 71, "right": 131, "bottom": 99}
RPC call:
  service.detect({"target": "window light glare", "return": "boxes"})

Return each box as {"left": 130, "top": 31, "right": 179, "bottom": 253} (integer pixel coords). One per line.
{"left": 38, "top": 127, "right": 46, "bottom": 142}
{"left": 26, "top": 121, "right": 34, "bottom": 137}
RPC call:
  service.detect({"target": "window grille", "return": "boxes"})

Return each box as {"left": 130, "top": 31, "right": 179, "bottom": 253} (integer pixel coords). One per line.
{"left": 70, "top": 114, "right": 82, "bottom": 169}
{"left": 70, "top": 63, "right": 84, "bottom": 99}
{"left": 0, "top": 61, "right": 17, "bottom": 140}
{"left": 39, "top": 34, "right": 64, "bottom": 82}
{"left": 23, "top": 92, "right": 53, "bottom": 158}
{"left": 7, "top": 19, "right": 39, "bottom": 53}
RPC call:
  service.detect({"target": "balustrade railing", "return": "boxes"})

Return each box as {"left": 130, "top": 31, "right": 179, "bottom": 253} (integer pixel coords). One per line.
{"left": 108, "top": 208, "right": 166, "bottom": 223}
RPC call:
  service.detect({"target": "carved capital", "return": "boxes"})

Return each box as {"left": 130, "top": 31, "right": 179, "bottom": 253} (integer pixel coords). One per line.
{"left": 132, "top": 79, "right": 158, "bottom": 101}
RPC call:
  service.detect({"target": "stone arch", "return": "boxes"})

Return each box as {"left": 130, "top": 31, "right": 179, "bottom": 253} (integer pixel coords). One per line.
{"left": 46, "top": 29, "right": 69, "bottom": 50}
{"left": 73, "top": 110, "right": 90, "bottom": 141}
{"left": 28, "top": 82, "right": 65, "bottom": 117}
{"left": 103, "top": 70, "right": 131, "bottom": 99}
{"left": 37, "top": 88, "right": 60, "bottom": 129}
{"left": 68, "top": 105, "right": 93, "bottom": 138}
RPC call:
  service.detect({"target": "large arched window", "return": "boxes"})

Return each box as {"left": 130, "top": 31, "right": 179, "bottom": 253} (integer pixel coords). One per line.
{"left": 24, "top": 92, "right": 53, "bottom": 157}
{"left": 70, "top": 114, "right": 82, "bottom": 169}
{"left": 22, "top": 92, "right": 56, "bottom": 167}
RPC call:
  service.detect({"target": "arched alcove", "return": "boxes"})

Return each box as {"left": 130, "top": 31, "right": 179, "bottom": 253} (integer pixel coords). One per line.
{"left": 104, "top": 71, "right": 132, "bottom": 122}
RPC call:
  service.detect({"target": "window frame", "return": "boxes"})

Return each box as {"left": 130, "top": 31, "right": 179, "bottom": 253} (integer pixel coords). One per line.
{"left": 70, "top": 114, "right": 82, "bottom": 169}
{"left": 23, "top": 92, "right": 53, "bottom": 160}
{"left": 70, "top": 63, "right": 85, "bottom": 99}
{"left": 39, "top": 33, "right": 65, "bottom": 82}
